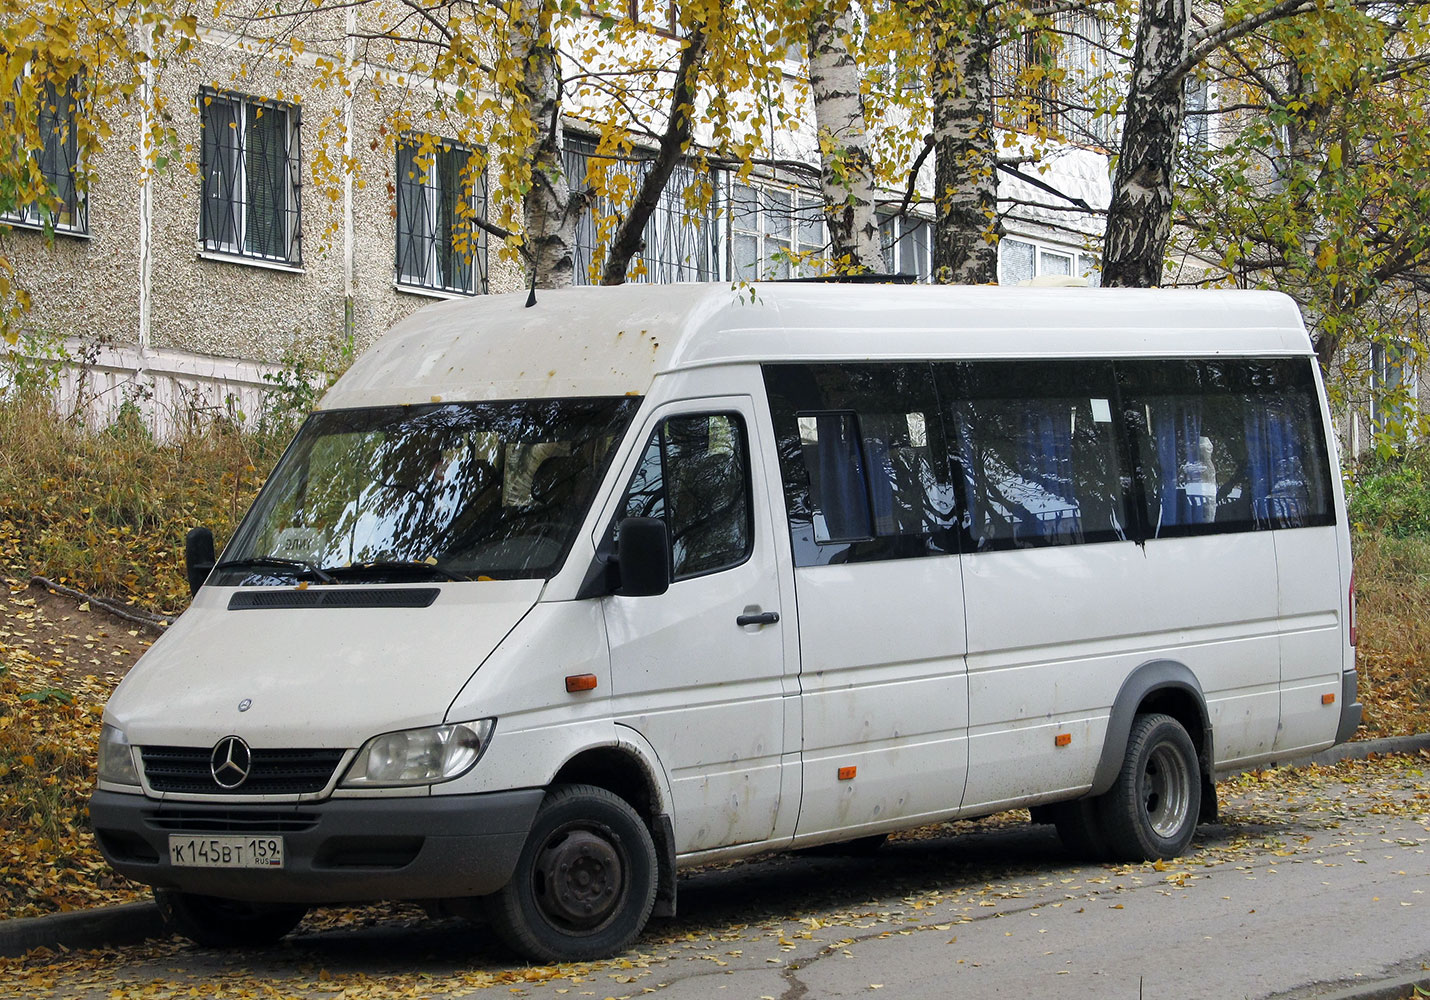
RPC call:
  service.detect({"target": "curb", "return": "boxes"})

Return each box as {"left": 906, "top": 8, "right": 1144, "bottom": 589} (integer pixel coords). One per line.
{"left": 3, "top": 734, "right": 1429, "bottom": 963}
{"left": 0, "top": 901, "right": 164, "bottom": 958}
{"left": 1281, "top": 969, "right": 1430, "bottom": 1000}
{"left": 1308, "top": 732, "right": 1430, "bottom": 765}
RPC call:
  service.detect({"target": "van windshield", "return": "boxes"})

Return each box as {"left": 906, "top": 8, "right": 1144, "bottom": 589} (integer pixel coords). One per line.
{"left": 214, "top": 397, "right": 640, "bottom": 585}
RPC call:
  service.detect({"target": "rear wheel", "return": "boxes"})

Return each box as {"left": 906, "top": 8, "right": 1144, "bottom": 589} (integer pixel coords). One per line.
{"left": 155, "top": 890, "right": 307, "bottom": 947}
{"left": 1096, "top": 713, "right": 1201, "bottom": 861}
{"left": 488, "top": 784, "right": 657, "bottom": 963}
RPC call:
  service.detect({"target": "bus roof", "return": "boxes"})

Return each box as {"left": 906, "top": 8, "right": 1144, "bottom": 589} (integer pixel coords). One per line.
{"left": 319, "top": 282, "right": 1313, "bottom": 410}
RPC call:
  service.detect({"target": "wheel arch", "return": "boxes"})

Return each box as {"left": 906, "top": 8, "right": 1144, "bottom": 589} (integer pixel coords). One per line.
{"left": 1091, "top": 659, "right": 1217, "bottom": 822}
{"left": 548, "top": 731, "right": 677, "bottom": 917}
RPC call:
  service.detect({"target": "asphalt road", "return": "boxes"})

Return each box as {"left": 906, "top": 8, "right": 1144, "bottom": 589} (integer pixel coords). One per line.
{"left": 3, "top": 753, "right": 1428, "bottom": 1000}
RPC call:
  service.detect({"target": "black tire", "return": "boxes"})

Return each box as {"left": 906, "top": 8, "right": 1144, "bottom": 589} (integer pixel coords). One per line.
{"left": 1095, "top": 713, "right": 1202, "bottom": 861}
{"left": 155, "top": 890, "right": 307, "bottom": 947}
{"left": 1049, "top": 799, "right": 1107, "bottom": 860}
{"left": 488, "top": 783, "right": 658, "bottom": 963}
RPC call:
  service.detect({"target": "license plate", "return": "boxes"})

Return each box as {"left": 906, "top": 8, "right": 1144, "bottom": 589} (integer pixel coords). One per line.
{"left": 168, "top": 835, "right": 285, "bottom": 869}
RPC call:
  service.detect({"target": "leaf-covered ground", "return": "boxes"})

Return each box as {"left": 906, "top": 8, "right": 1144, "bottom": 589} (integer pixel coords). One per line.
{"left": 0, "top": 578, "right": 154, "bottom": 918}
{"left": 0, "top": 751, "right": 1425, "bottom": 1000}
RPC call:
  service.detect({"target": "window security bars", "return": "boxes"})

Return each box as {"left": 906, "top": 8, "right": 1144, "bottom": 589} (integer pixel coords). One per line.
{"left": 994, "top": 12, "right": 1119, "bottom": 145}
{"left": 396, "top": 140, "right": 488, "bottom": 295}
{"left": 1057, "top": 11, "right": 1118, "bottom": 147}
{"left": 2, "top": 76, "right": 87, "bottom": 234}
{"left": 199, "top": 91, "right": 301, "bottom": 264}
{"left": 564, "top": 135, "right": 723, "bottom": 285}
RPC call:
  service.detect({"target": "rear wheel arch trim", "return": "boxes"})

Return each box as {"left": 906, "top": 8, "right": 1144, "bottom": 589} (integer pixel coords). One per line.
{"left": 1091, "top": 659, "right": 1212, "bottom": 797}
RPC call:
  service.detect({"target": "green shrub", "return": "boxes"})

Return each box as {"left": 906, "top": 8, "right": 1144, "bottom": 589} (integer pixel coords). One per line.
{"left": 1348, "top": 447, "right": 1430, "bottom": 536}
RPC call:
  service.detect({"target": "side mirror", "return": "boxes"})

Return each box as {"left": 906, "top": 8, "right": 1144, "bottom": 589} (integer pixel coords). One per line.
{"left": 616, "top": 517, "right": 670, "bottom": 597}
{"left": 184, "top": 527, "right": 216, "bottom": 596}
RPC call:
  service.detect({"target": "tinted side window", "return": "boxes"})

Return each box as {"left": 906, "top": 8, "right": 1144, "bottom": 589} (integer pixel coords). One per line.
{"left": 939, "top": 361, "right": 1130, "bottom": 550}
{"left": 616, "top": 413, "right": 752, "bottom": 579}
{"left": 1117, "top": 358, "right": 1334, "bottom": 536}
{"left": 764, "top": 364, "right": 957, "bottom": 567}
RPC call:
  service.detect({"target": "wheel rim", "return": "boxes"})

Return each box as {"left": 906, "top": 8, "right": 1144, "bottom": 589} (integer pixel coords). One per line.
{"left": 1142, "top": 740, "right": 1193, "bottom": 840}
{"left": 533, "top": 824, "right": 627, "bottom": 933}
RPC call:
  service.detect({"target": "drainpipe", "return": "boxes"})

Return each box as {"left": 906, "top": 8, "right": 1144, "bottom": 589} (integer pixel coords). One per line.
{"left": 136, "top": 16, "right": 156, "bottom": 422}
{"left": 342, "top": 6, "right": 357, "bottom": 350}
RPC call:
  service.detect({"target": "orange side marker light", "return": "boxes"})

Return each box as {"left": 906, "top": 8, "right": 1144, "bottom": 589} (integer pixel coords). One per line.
{"left": 1055, "top": 733, "right": 1072, "bottom": 747}
{"left": 837, "top": 766, "right": 857, "bottom": 781}
{"left": 1322, "top": 693, "right": 1336, "bottom": 705}
{"left": 565, "top": 674, "right": 598, "bottom": 693}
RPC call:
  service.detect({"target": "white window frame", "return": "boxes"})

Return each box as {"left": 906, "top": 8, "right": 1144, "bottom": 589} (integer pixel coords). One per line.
{"left": 998, "top": 236, "right": 1099, "bottom": 286}
{"left": 877, "top": 212, "right": 933, "bottom": 282}
{"left": 1371, "top": 341, "right": 1419, "bottom": 437}
{"left": 728, "top": 179, "right": 825, "bottom": 281}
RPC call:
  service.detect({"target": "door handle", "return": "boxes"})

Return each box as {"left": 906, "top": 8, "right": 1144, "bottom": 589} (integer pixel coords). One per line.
{"left": 736, "top": 611, "right": 780, "bottom": 627}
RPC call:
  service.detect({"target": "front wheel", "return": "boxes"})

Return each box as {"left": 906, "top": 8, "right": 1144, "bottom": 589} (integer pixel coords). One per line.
{"left": 488, "top": 783, "right": 657, "bottom": 963}
{"left": 1096, "top": 713, "right": 1201, "bottom": 861}
{"left": 155, "top": 890, "right": 307, "bottom": 947}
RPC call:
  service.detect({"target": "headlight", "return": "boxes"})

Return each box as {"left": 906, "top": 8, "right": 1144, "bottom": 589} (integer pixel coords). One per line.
{"left": 97, "top": 724, "right": 141, "bottom": 786}
{"left": 340, "top": 720, "right": 494, "bottom": 787}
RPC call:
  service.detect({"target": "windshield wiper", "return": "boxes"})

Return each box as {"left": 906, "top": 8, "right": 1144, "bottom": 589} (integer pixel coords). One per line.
{"left": 322, "top": 561, "right": 473, "bottom": 582}
{"left": 213, "top": 556, "right": 335, "bottom": 583}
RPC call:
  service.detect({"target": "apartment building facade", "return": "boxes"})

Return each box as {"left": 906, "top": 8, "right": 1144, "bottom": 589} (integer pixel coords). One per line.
{"left": 3, "top": 4, "right": 1172, "bottom": 438}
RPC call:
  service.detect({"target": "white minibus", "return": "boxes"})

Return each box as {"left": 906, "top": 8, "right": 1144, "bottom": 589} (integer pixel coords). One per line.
{"left": 91, "top": 282, "right": 1359, "bottom": 962}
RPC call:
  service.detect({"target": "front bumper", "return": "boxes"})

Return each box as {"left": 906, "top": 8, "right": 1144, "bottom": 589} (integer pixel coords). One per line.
{"left": 89, "top": 788, "right": 544, "bottom": 904}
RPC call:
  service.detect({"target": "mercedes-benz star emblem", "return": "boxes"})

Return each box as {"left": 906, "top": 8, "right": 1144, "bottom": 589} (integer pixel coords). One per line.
{"left": 237, "top": 699, "right": 252, "bottom": 712}
{"left": 210, "top": 736, "right": 253, "bottom": 790}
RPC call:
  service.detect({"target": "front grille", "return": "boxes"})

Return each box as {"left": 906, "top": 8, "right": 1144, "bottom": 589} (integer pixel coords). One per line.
{"left": 145, "top": 809, "right": 322, "bottom": 833}
{"left": 141, "top": 746, "right": 345, "bottom": 795}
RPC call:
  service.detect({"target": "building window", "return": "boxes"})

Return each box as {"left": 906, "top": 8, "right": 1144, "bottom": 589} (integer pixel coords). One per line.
{"left": 994, "top": 29, "right": 1057, "bottom": 132}
{"left": 1057, "top": 11, "right": 1119, "bottom": 147}
{"left": 878, "top": 212, "right": 932, "bottom": 282}
{"left": 2, "top": 74, "right": 86, "bottom": 234}
{"left": 564, "top": 135, "right": 723, "bottom": 284}
{"left": 730, "top": 181, "right": 824, "bottom": 281}
{"left": 396, "top": 138, "right": 487, "bottom": 295}
{"left": 1180, "top": 76, "right": 1212, "bottom": 178}
{"left": 1371, "top": 341, "right": 1417, "bottom": 437}
{"left": 199, "top": 90, "right": 301, "bottom": 264}
{"left": 997, "top": 236, "right": 1098, "bottom": 285}
{"left": 630, "top": 0, "right": 677, "bottom": 34}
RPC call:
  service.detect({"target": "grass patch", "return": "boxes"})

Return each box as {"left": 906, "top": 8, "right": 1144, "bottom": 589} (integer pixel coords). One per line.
{"left": 1350, "top": 531, "right": 1430, "bottom": 737}
{"left": 0, "top": 391, "right": 289, "bottom": 614}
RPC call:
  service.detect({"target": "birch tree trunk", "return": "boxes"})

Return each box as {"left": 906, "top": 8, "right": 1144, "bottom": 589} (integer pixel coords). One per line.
{"left": 806, "top": 0, "right": 883, "bottom": 273}
{"left": 1100, "top": 0, "right": 1190, "bottom": 287}
{"left": 927, "top": 0, "right": 999, "bottom": 284}
{"left": 511, "top": 0, "right": 579, "bottom": 289}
